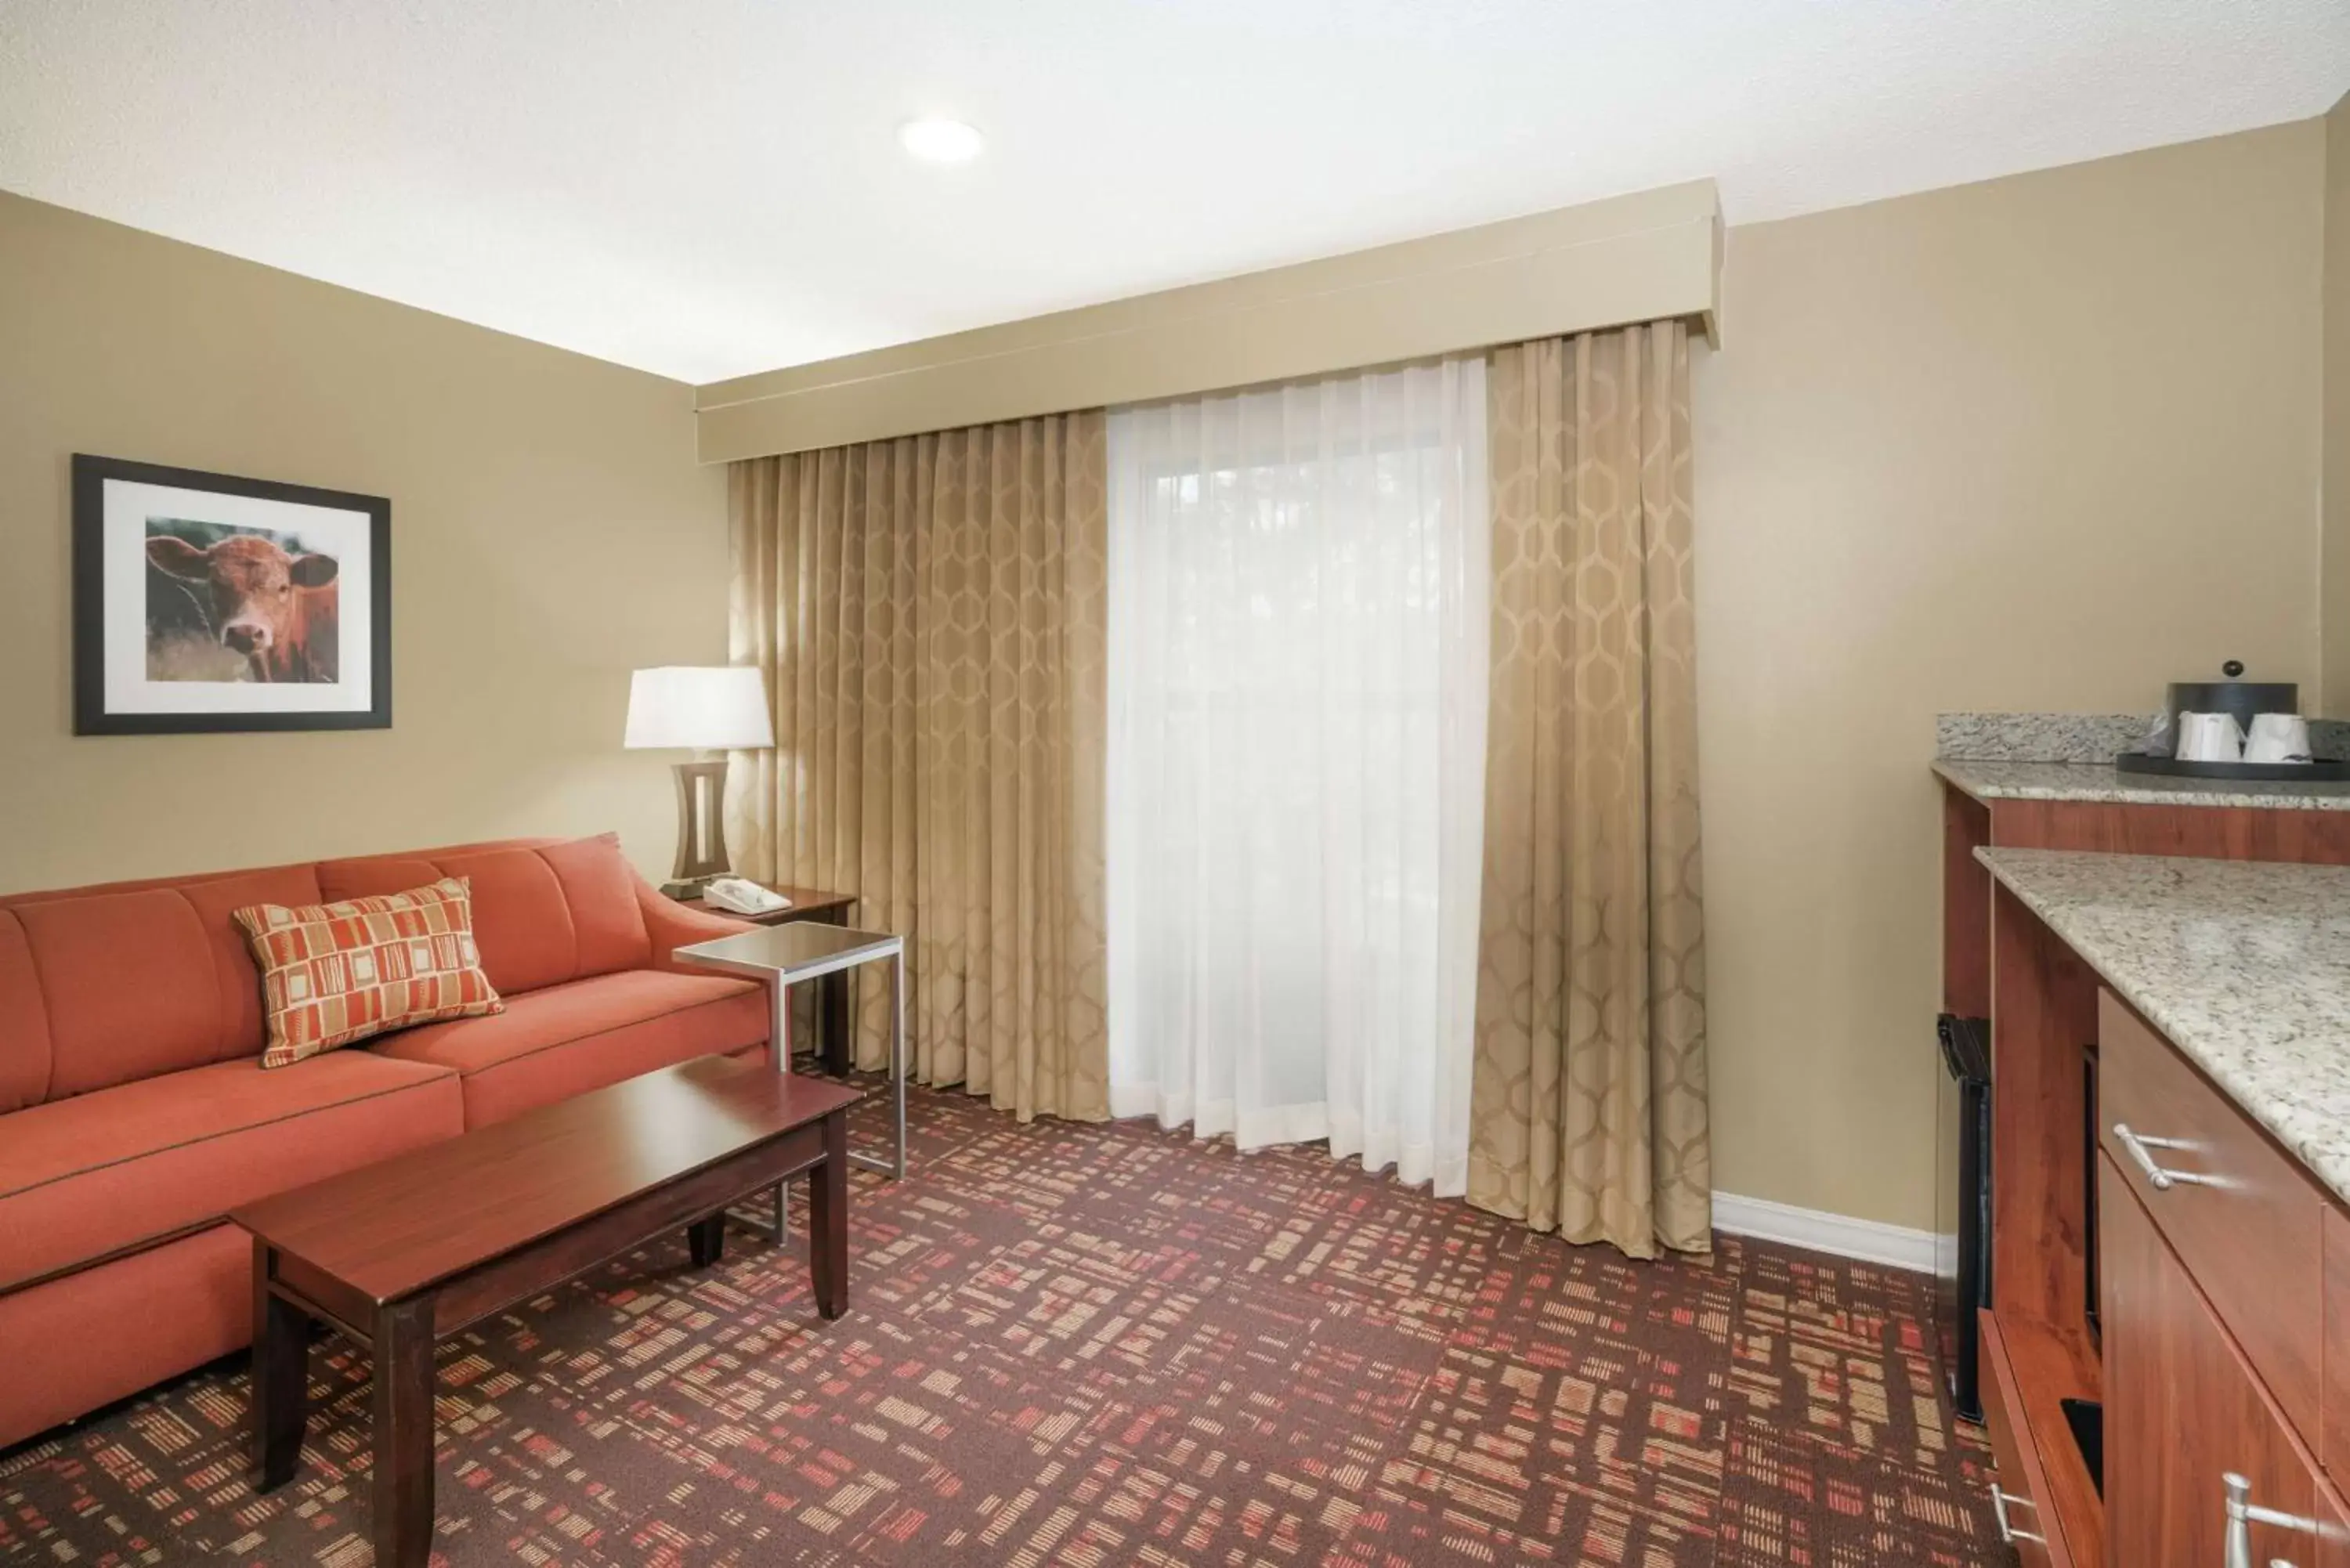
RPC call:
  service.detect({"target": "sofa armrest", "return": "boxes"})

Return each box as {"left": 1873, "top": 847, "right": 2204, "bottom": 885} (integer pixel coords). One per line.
{"left": 633, "top": 875, "right": 757, "bottom": 971}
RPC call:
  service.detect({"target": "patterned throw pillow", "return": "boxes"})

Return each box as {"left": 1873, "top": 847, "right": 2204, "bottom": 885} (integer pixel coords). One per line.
{"left": 234, "top": 876, "right": 504, "bottom": 1068}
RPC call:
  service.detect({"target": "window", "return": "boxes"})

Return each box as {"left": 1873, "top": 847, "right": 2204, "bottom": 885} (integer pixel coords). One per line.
{"left": 1105, "top": 356, "right": 1488, "bottom": 1193}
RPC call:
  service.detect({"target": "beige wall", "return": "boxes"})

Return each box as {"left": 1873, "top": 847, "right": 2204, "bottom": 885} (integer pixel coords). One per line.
{"left": 2325, "top": 93, "right": 2350, "bottom": 717}
{"left": 0, "top": 191, "right": 727, "bottom": 893}
{"left": 1696, "top": 121, "right": 2327, "bottom": 1230}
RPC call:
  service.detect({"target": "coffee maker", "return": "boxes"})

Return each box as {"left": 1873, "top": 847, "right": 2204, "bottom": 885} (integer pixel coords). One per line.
{"left": 2117, "top": 662, "right": 2341, "bottom": 780}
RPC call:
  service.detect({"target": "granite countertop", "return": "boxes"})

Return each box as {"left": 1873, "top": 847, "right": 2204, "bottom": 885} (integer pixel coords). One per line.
{"left": 1976, "top": 847, "right": 2350, "bottom": 1206}
{"left": 1935, "top": 757, "right": 2350, "bottom": 813}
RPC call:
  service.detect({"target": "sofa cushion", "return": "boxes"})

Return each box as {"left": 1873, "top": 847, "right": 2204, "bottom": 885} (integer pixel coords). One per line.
{"left": 180, "top": 866, "right": 329, "bottom": 1061}
{"left": 0, "top": 913, "right": 52, "bottom": 1114}
{"left": 19, "top": 890, "right": 218, "bottom": 1099}
{"left": 316, "top": 834, "right": 652, "bottom": 999}
{"left": 432, "top": 845, "right": 581, "bottom": 995}
{"left": 0, "top": 1050, "right": 462, "bottom": 1291}
{"left": 370, "top": 968, "right": 767, "bottom": 1127}
{"left": 533, "top": 835, "right": 656, "bottom": 980}
{"left": 5, "top": 865, "right": 326, "bottom": 1103}
{"left": 313, "top": 851, "right": 446, "bottom": 901}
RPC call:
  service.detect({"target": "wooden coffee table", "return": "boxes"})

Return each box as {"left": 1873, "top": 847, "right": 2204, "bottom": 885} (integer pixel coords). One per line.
{"left": 231, "top": 1054, "right": 863, "bottom": 1568}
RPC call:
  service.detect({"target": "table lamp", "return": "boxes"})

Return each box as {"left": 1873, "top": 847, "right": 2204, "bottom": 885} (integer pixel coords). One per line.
{"left": 624, "top": 666, "right": 775, "bottom": 898}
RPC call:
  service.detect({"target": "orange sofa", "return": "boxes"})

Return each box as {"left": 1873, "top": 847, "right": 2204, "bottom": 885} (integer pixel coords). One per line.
{"left": 0, "top": 833, "right": 765, "bottom": 1451}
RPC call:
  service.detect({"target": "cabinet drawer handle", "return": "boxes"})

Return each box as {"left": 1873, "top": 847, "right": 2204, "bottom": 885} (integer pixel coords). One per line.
{"left": 2223, "top": 1472, "right": 2319, "bottom": 1568}
{"left": 2111, "top": 1122, "right": 2219, "bottom": 1191}
{"left": 1990, "top": 1482, "right": 2044, "bottom": 1546}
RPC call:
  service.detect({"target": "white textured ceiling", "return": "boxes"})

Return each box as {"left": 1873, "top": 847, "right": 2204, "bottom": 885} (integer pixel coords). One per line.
{"left": 3, "top": 1, "right": 2345, "bottom": 384}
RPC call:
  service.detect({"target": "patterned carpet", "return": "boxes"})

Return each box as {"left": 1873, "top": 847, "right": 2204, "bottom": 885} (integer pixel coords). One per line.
{"left": 1, "top": 1084, "right": 1997, "bottom": 1566}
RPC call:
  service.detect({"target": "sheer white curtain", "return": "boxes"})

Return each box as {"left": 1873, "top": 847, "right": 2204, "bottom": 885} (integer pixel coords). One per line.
{"left": 1105, "top": 356, "right": 1488, "bottom": 1194}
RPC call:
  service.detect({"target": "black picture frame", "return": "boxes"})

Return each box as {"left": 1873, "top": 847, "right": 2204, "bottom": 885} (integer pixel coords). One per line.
{"left": 71, "top": 453, "right": 392, "bottom": 735}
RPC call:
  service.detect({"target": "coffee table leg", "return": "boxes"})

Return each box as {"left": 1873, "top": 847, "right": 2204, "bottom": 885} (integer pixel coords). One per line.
{"left": 372, "top": 1296, "right": 437, "bottom": 1568}
{"left": 766, "top": 970, "right": 795, "bottom": 1243}
{"left": 810, "top": 1114, "right": 849, "bottom": 1320}
{"left": 689, "top": 1212, "right": 726, "bottom": 1268}
{"left": 252, "top": 1240, "right": 307, "bottom": 1491}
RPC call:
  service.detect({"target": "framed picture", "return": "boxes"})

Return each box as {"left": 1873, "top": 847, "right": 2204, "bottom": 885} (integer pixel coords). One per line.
{"left": 71, "top": 454, "right": 391, "bottom": 735}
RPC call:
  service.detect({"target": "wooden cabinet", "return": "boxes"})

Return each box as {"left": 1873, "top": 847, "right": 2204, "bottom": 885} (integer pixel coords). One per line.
{"left": 2329, "top": 1207, "right": 2350, "bottom": 1488}
{"left": 1976, "top": 887, "right": 2104, "bottom": 1563}
{"left": 2101, "top": 1154, "right": 2341, "bottom": 1567}
{"left": 2323, "top": 1487, "right": 2350, "bottom": 1568}
{"left": 1979, "top": 1310, "right": 2060, "bottom": 1566}
{"left": 2098, "top": 991, "right": 2327, "bottom": 1446}
{"left": 1943, "top": 776, "right": 2350, "bottom": 1566}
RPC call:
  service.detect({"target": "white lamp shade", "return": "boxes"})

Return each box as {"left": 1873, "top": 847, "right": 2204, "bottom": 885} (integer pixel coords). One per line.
{"left": 624, "top": 667, "right": 775, "bottom": 751}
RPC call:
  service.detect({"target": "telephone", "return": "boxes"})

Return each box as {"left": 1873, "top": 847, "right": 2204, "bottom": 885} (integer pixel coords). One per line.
{"left": 703, "top": 877, "right": 791, "bottom": 916}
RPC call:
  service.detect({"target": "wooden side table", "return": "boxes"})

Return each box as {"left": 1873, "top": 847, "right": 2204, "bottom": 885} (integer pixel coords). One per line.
{"left": 678, "top": 882, "right": 857, "bottom": 1074}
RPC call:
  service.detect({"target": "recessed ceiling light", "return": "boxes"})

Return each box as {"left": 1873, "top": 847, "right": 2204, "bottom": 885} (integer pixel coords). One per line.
{"left": 899, "top": 117, "right": 985, "bottom": 165}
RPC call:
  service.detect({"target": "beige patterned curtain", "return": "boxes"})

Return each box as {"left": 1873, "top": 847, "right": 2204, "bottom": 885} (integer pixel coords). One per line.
{"left": 724, "top": 413, "right": 1110, "bottom": 1122}
{"left": 1468, "top": 323, "right": 1710, "bottom": 1258}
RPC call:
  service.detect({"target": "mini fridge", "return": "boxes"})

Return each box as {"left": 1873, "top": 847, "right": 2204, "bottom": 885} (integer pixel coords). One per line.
{"left": 1934, "top": 1013, "right": 1992, "bottom": 1422}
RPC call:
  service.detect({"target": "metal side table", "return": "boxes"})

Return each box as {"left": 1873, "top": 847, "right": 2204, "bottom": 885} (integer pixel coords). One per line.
{"left": 673, "top": 923, "right": 906, "bottom": 1239}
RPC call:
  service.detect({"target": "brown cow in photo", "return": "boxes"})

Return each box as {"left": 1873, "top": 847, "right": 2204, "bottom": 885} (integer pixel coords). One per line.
{"left": 145, "top": 533, "right": 340, "bottom": 683}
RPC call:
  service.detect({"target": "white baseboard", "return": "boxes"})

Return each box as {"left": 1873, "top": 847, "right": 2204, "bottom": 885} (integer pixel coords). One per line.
{"left": 1712, "top": 1190, "right": 1939, "bottom": 1274}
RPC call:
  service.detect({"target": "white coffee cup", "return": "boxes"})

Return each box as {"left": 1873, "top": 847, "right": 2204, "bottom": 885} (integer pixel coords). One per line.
{"left": 2176, "top": 711, "right": 2244, "bottom": 762}
{"left": 2244, "top": 712, "right": 2312, "bottom": 764}
{"left": 2172, "top": 711, "right": 2205, "bottom": 760}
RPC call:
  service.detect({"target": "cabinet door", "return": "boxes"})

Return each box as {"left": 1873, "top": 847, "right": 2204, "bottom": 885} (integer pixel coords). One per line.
{"left": 1979, "top": 1311, "right": 2058, "bottom": 1566}
{"left": 2328, "top": 1206, "right": 2350, "bottom": 1489}
{"left": 2101, "top": 1155, "right": 2329, "bottom": 1567}
{"left": 2099, "top": 991, "right": 2326, "bottom": 1446}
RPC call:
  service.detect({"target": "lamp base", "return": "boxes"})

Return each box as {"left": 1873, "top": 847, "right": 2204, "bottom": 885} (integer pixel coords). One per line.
{"left": 663, "top": 876, "right": 715, "bottom": 901}
{"left": 669, "top": 757, "right": 733, "bottom": 887}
